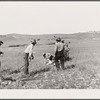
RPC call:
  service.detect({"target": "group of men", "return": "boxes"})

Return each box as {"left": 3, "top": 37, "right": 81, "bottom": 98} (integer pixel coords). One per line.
{"left": 54, "top": 37, "right": 69, "bottom": 71}
{"left": 0, "top": 37, "right": 70, "bottom": 76}
{"left": 23, "top": 37, "right": 70, "bottom": 75}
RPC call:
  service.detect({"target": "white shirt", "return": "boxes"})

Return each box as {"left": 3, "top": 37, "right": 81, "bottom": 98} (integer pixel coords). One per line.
{"left": 54, "top": 42, "right": 64, "bottom": 52}
{"left": 24, "top": 44, "right": 34, "bottom": 57}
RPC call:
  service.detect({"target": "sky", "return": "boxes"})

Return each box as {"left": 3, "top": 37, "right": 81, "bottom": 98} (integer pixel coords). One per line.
{"left": 0, "top": 1, "right": 100, "bottom": 35}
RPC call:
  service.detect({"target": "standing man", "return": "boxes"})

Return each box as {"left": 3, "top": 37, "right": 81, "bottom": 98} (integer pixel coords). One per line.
{"left": 62, "top": 40, "right": 70, "bottom": 61}
{"left": 0, "top": 41, "right": 4, "bottom": 67}
{"left": 54, "top": 37, "right": 65, "bottom": 71}
{"left": 0, "top": 41, "right": 4, "bottom": 81}
{"left": 23, "top": 39, "right": 37, "bottom": 75}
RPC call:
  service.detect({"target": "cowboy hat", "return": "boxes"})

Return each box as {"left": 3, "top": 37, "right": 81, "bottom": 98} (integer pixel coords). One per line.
{"left": 56, "top": 37, "right": 61, "bottom": 41}
{"left": 31, "top": 39, "right": 37, "bottom": 44}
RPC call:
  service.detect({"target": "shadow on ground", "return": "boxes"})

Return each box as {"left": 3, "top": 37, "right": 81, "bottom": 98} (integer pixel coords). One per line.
{"left": 66, "top": 57, "right": 73, "bottom": 61}
{"left": 30, "top": 67, "right": 50, "bottom": 76}
{"left": 19, "top": 67, "right": 51, "bottom": 81}
{"left": 67, "top": 64, "right": 75, "bottom": 69}
{"left": 9, "top": 70, "right": 21, "bottom": 75}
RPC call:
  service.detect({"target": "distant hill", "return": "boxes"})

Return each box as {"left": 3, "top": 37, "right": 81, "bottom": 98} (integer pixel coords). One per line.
{"left": 1, "top": 31, "right": 100, "bottom": 42}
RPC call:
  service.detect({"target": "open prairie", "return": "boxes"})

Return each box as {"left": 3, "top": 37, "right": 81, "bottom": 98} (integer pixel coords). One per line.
{"left": 0, "top": 32, "right": 100, "bottom": 89}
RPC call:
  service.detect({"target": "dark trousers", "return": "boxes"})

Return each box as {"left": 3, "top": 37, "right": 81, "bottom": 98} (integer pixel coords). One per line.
{"left": 0, "top": 61, "right": 3, "bottom": 80}
{"left": 64, "top": 50, "right": 69, "bottom": 61}
{"left": 55, "top": 51, "right": 65, "bottom": 71}
{"left": 23, "top": 53, "right": 29, "bottom": 75}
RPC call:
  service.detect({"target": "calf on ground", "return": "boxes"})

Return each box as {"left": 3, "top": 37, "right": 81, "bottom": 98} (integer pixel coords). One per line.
{"left": 42, "top": 53, "right": 55, "bottom": 66}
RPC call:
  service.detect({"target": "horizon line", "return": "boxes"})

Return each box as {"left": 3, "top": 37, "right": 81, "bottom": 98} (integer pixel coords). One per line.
{"left": 0, "top": 31, "right": 99, "bottom": 36}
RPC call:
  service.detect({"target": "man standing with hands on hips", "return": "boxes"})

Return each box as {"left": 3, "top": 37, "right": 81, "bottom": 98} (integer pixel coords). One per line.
{"left": 23, "top": 39, "right": 37, "bottom": 75}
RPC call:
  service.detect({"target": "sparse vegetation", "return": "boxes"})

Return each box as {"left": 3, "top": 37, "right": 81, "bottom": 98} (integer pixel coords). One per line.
{"left": 47, "top": 42, "right": 55, "bottom": 45}
{"left": 8, "top": 44, "right": 27, "bottom": 47}
{"left": 0, "top": 33, "right": 100, "bottom": 89}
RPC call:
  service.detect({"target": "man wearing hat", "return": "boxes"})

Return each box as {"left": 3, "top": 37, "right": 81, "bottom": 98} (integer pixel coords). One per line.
{"left": 23, "top": 39, "right": 37, "bottom": 75}
{"left": 0, "top": 41, "right": 3, "bottom": 67}
{"left": 54, "top": 37, "right": 65, "bottom": 71}
{"left": 62, "top": 40, "right": 69, "bottom": 61}
{"left": 0, "top": 41, "right": 4, "bottom": 81}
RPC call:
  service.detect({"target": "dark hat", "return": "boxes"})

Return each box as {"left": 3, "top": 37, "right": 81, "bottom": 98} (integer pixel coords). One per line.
{"left": 31, "top": 39, "right": 37, "bottom": 44}
{"left": 0, "top": 41, "right": 3, "bottom": 46}
{"left": 61, "top": 40, "right": 65, "bottom": 42}
{"left": 56, "top": 37, "right": 61, "bottom": 41}
{"left": 0, "top": 41, "right": 3, "bottom": 44}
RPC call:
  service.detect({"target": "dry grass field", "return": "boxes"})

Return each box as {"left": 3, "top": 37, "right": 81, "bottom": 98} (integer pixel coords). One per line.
{"left": 0, "top": 32, "right": 100, "bottom": 89}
